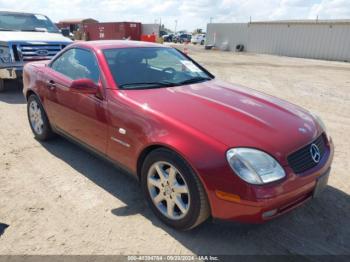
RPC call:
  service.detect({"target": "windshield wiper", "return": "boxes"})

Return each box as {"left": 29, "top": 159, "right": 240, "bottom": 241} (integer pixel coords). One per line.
{"left": 119, "top": 77, "right": 212, "bottom": 89}
{"left": 176, "top": 76, "right": 212, "bottom": 86}
{"left": 119, "top": 81, "right": 177, "bottom": 89}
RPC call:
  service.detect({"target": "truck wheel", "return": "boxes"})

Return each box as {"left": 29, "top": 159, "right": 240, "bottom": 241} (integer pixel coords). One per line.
{"left": 141, "top": 148, "right": 210, "bottom": 230}
{"left": 27, "top": 94, "right": 55, "bottom": 141}
{"left": 0, "top": 79, "right": 5, "bottom": 92}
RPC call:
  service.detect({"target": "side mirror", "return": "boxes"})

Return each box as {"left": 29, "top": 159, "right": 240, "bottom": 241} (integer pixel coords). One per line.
{"left": 70, "top": 79, "right": 98, "bottom": 94}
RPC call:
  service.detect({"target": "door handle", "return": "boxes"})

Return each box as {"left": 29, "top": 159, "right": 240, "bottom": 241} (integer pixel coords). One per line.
{"left": 47, "top": 80, "right": 56, "bottom": 90}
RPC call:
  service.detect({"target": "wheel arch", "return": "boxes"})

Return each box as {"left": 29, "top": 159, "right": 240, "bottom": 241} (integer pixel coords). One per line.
{"left": 26, "top": 89, "right": 46, "bottom": 110}
{"left": 137, "top": 143, "right": 195, "bottom": 180}
{"left": 26, "top": 89, "right": 53, "bottom": 129}
{"left": 25, "top": 89, "right": 37, "bottom": 101}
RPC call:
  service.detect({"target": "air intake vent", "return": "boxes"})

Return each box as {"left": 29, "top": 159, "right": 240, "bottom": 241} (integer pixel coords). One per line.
{"left": 18, "top": 44, "right": 63, "bottom": 61}
{"left": 11, "top": 44, "right": 20, "bottom": 61}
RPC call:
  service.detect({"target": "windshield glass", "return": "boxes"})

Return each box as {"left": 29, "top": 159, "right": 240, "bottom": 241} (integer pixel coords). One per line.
{"left": 103, "top": 47, "right": 213, "bottom": 89}
{"left": 0, "top": 12, "right": 59, "bottom": 33}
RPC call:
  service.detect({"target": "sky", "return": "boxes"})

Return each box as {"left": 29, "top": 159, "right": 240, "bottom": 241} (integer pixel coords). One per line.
{"left": 0, "top": 0, "right": 350, "bottom": 31}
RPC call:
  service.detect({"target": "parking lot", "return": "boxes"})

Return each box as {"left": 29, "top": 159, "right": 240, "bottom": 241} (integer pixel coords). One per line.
{"left": 0, "top": 43, "right": 350, "bottom": 255}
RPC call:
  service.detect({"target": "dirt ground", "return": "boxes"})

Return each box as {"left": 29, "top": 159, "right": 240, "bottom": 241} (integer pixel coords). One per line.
{"left": 0, "top": 44, "right": 349, "bottom": 255}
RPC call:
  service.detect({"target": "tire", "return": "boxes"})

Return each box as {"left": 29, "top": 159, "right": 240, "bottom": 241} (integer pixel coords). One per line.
{"left": 0, "top": 79, "right": 5, "bottom": 92}
{"left": 141, "top": 148, "right": 210, "bottom": 230}
{"left": 27, "top": 94, "right": 55, "bottom": 141}
{"left": 236, "top": 44, "right": 244, "bottom": 52}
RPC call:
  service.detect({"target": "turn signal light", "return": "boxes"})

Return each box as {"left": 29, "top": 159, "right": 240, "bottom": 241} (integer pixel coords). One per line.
{"left": 215, "top": 190, "right": 241, "bottom": 203}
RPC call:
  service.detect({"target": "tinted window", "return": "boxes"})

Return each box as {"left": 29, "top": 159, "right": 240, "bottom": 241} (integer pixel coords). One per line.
{"left": 104, "top": 47, "right": 212, "bottom": 89}
{"left": 0, "top": 13, "right": 59, "bottom": 33}
{"left": 51, "top": 48, "right": 100, "bottom": 83}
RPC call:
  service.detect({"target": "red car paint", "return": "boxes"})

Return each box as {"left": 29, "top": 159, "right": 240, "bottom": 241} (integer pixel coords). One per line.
{"left": 23, "top": 41, "right": 334, "bottom": 223}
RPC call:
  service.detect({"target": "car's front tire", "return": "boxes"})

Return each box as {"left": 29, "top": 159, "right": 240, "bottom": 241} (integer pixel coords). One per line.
{"left": 141, "top": 148, "right": 210, "bottom": 230}
{"left": 27, "top": 94, "right": 55, "bottom": 141}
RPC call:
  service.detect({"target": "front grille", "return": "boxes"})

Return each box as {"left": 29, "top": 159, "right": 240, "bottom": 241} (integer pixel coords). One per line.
{"left": 12, "top": 43, "right": 66, "bottom": 62}
{"left": 287, "top": 135, "right": 327, "bottom": 174}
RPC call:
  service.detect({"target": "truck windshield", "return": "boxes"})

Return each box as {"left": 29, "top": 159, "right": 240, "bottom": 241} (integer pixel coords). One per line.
{"left": 0, "top": 12, "right": 59, "bottom": 33}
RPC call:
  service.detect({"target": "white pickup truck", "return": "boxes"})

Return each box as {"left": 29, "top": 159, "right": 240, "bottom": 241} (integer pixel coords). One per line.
{"left": 0, "top": 11, "right": 72, "bottom": 92}
{"left": 191, "top": 33, "right": 206, "bottom": 45}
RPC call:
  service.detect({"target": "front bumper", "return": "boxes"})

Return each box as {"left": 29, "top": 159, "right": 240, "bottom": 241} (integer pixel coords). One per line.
{"left": 212, "top": 178, "right": 315, "bottom": 223}
{"left": 0, "top": 64, "right": 24, "bottom": 80}
{"left": 209, "top": 137, "right": 334, "bottom": 223}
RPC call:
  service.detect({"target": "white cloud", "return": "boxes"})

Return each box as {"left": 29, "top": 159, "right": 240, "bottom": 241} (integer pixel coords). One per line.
{"left": 0, "top": 0, "right": 349, "bottom": 31}
{"left": 309, "top": 0, "right": 350, "bottom": 19}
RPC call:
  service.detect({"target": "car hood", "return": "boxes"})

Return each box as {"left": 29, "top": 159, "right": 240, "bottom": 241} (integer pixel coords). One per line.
{"left": 121, "top": 80, "right": 320, "bottom": 164}
{"left": 0, "top": 31, "right": 72, "bottom": 43}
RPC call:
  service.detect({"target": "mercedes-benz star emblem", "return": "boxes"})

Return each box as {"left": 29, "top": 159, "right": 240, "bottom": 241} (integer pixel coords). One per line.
{"left": 310, "top": 143, "right": 321, "bottom": 163}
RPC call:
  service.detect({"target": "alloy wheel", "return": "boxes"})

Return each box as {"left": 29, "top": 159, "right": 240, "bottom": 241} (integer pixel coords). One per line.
{"left": 29, "top": 100, "right": 44, "bottom": 135}
{"left": 147, "top": 161, "right": 190, "bottom": 220}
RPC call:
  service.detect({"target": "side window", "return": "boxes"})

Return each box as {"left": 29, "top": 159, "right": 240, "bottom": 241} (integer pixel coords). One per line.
{"left": 51, "top": 48, "right": 100, "bottom": 83}
{"left": 51, "top": 48, "right": 75, "bottom": 76}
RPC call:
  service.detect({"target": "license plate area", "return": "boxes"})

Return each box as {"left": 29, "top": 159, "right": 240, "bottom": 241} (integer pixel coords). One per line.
{"left": 313, "top": 168, "right": 330, "bottom": 198}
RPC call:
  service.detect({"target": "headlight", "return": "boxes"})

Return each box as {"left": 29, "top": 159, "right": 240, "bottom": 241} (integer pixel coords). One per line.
{"left": 226, "top": 148, "right": 286, "bottom": 185}
{"left": 310, "top": 112, "right": 327, "bottom": 133}
{"left": 0, "top": 46, "right": 12, "bottom": 63}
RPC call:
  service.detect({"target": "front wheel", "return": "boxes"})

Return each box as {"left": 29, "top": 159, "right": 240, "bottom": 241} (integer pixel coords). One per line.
{"left": 141, "top": 148, "right": 210, "bottom": 230}
{"left": 27, "top": 94, "right": 55, "bottom": 141}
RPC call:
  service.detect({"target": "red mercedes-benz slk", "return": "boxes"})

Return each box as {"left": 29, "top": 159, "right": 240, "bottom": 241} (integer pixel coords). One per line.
{"left": 23, "top": 41, "right": 334, "bottom": 230}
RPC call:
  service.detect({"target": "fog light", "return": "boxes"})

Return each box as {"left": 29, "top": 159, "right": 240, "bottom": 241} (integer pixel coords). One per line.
{"left": 262, "top": 209, "right": 278, "bottom": 219}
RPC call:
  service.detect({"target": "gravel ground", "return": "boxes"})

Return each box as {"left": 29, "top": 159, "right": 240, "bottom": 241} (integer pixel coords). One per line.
{"left": 0, "top": 44, "right": 349, "bottom": 255}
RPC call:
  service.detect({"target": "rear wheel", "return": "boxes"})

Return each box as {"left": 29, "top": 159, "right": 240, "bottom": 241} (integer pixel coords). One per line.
{"left": 0, "top": 79, "right": 5, "bottom": 92}
{"left": 27, "top": 94, "right": 55, "bottom": 141}
{"left": 141, "top": 148, "right": 210, "bottom": 230}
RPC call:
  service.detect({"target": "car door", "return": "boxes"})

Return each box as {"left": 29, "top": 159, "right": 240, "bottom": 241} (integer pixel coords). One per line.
{"left": 44, "top": 47, "right": 108, "bottom": 154}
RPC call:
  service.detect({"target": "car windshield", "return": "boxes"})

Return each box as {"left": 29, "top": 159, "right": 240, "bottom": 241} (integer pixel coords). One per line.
{"left": 0, "top": 12, "right": 59, "bottom": 33}
{"left": 103, "top": 47, "right": 213, "bottom": 89}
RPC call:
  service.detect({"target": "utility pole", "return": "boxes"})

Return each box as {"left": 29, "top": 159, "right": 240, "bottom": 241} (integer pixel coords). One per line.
{"left": 210, "top": 17, "right": 213, "bottom": 24}
{"left": 174, "top": 19, "right": 178, "bottom": 34}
